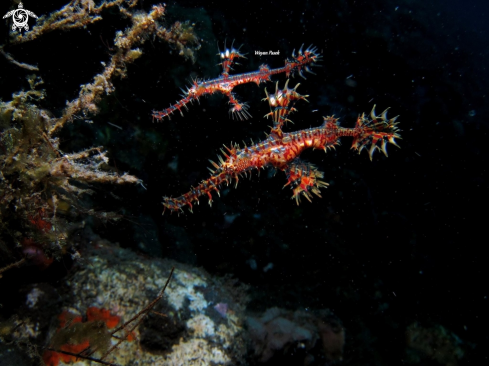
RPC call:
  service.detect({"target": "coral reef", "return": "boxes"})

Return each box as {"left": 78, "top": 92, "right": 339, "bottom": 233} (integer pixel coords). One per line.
{"left": 1, "top": 1, "right": 481, "bottom": 365}
{"left": 42, "top": 308, "right": 120, "bottom": 366}
{"left": 0, "top": 74, "right": 136, "bottom": 268}
{"left": 0, "top": 0, "right": 200, "bottom": 272}
{"left": 58, "top": 234, "right": 248, "bottom": 365}
{"left": 42, "top": 235, "right": 344, "bottom": 365}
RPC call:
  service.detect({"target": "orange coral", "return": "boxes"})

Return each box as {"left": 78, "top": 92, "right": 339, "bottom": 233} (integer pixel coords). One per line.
{"left": 57, "top": 310, "right": 82, "bottom": 329}
{"left": 59, "top": 340, "right": 90, "bottom": 363}
{"left": 42, "top": 350, "right": 60, "bottom": 366}
{"left": 42, "top": 307, "right": 122, "bottom": 366}
{"left": 86, "top": 306, "right": 120, "bottom": 329}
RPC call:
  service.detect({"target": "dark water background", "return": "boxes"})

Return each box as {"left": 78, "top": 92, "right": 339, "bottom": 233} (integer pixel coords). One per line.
{"left": 1, "top": 0, "right": 488, "bottom": 364}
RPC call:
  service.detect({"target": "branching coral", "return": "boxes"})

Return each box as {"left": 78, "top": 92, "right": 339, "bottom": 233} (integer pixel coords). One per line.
{"left": 0, "top": 1, "right": 200, "bottom": 270}
{"left": 0, "top": 73, "right": 139, "bottom": 266}
{"left": 9, "top": 0, "right": 139, "bottom": 44}
{"left": 48, "top": 3, "right": 200, "bottom": 134}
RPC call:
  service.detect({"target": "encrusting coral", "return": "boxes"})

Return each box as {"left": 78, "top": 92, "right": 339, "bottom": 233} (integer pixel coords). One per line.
{"left": 41, "top": 263, "right": 175, "bottom": 366}
{"left": 42, "top": 308, "right": 121, "bottom": 366}
{"left": 61, "top": 241, "right": 248, "bottom": 365}
{"left": 0, "top": 0, "right": 200, "bottom": 273}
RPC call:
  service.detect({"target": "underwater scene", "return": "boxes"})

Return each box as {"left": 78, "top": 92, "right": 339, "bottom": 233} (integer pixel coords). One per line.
{"left": 0, "top": 0, "right": 487, "bottom": 365}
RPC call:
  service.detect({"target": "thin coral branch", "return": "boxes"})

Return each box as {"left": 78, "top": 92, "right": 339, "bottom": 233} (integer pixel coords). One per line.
{"left": 10, "top": 0, "right": 139, "bottom": 44}
{"left": 49, "top": 3, "right": 199, "bottom": 134}
{"left": 49, "top": 156, "right": 141, "bottom": 185}
{"left": 99, "top": 267, "right": 175, "bottom": 360}
{"left": 45, "top": 347, "right": 121, "bottom": 366}
{"left": 0, "top": 258, "right": 26, "bottom": 278}
{"left": 0, "top": 46, "right": 38, "bottom": 71}
{"left": 41, "top": 133, "right": 61, "bottom": 157}
{"left": 156, "top": 20, "right": 201, "bottom": 62}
